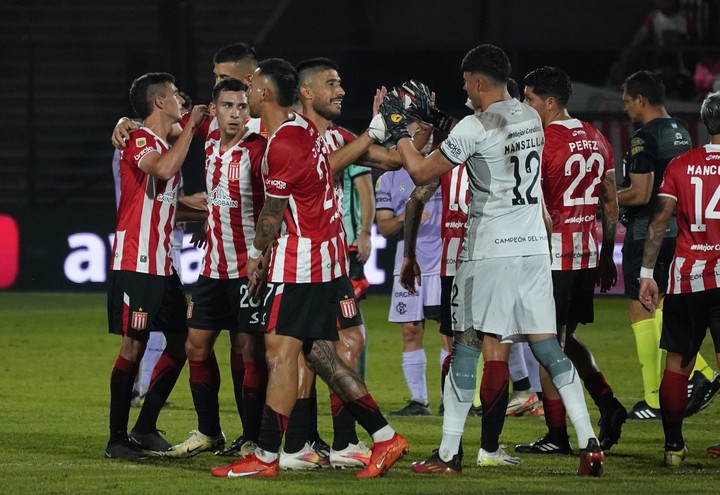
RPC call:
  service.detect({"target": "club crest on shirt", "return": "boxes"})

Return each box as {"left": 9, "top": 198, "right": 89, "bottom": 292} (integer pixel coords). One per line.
{"left": 131, "top": 311, "right": 148, "bottom": 330}
{"left": 340, "top": 298, "right": 357, "bottom": 319}
{"left": 136, "top": 137, "right": 146, "bottom": 148}
{"left": 228, "top": 161, "right": 240, "bottom": 182}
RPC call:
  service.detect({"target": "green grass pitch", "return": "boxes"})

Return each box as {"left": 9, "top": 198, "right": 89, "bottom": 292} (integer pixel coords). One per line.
{"left": 1, "top": 292, "right": 719, "bottom": 494}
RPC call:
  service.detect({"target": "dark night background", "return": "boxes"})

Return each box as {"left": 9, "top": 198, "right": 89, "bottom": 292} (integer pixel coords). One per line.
{"left": 1, "top": 0, "right": 718, "bottom": 290}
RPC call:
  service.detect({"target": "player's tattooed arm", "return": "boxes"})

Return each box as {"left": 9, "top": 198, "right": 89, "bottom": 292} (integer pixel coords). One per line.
{"left": 641, "top": 195, "right": 676, "bottom": 270}
{"left": 403, "top": 180, "right": 439, "bottom": 258}
{"left": 639, "top": 195, "right": 675, "bottom": 311}
{"left": 399, "top": 180, "right": 439, "bottom": 293}
{"left": 252, "top": 196, "right": 288, "bottom": 252}
{"left": 598, "top": 170, "right": 619, "bottom": 292}
{"left": 304, "top": 340, "right": 368, "bottom": 402}
{"left": 247, "top": 196, "right": 286, "bottom": 297}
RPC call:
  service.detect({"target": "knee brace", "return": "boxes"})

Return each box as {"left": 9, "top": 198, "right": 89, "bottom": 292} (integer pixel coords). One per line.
{"left": 530, "top": 337, "right": 576, "bottom": 389}
{"left": 448, "top": 341, "right": 481, "bottom": 402}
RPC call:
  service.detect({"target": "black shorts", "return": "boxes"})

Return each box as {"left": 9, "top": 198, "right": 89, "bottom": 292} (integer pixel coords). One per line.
{"left": 187, "top": 276, "right": 263, "bottom": 333}
{"left": 439, "top": 276, "right": 455, "bottom": 337}
{"left": 262, "top": 277, "right": 361, "bottom": 341}
{"left": 552, "top": 268, "right": 597, "bottom": 327}
{"left": 107, "top": 270, "right": 187, "bottom": 342}
{"left": 661, "top": 288, "right": 720, "bottom": 355}
{"left": 622, "top": 216, "right": 677, "bottom": 299}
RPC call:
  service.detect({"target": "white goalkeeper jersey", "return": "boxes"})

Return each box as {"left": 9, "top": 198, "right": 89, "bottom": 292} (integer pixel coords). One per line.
{"left": 439, "top": 99, "right": 548, "bottom": 260}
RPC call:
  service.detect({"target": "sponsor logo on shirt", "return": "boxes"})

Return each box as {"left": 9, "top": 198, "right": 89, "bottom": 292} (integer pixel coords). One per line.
{"left": 133, "top": 146, "right": 154, "bottom": 162}
{"left": 674, "top": 132, "right": 689, "bottom": 146}
{"left": 265, "top": 179, "right": 287, "bottom": 190}
{"left": 445, "top": 140, "right": 462, "bottom": 157}
{"left": 208, "top": 186, "right": 239, "bottom": 208}
{"left": 564, "top": 214, "right": 596, "bottom": 224}
{"left": 690, "top": 243, "right": 720, "bottom": 252}
{"left": 156, "top": 190, "right": 177, "bottom": 204}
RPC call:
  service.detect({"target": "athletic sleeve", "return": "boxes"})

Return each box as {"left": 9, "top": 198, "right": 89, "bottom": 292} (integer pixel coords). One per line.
{"left": 375, "top": 172, "right": 393, "bottom": 211}
{"left": 179, "top": 112, "right": 211, "bottom": 139}
{"left": 627, "top": 129, "right": 657, "bottom": 175}
{"left": 127, "top": 131, "right": 159, "bottom": 170}
{"left": 658, "top": 156, "right": 680, "bottom": 200}
{"left": 440, "top": 115, "right": 485, "bottom": 165}
{"left": 263, "top": 129, "right": 305, "bottom": 198}
{"left": 347, "top": 163, "right": 371, "bottom": 180}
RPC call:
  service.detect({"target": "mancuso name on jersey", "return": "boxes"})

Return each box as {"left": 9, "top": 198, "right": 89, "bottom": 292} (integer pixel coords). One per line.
{"left": 660, "top": 144, "right": 720, "bottom": 294}
{"left": 542, "top": 119, "right": 614, "bottom": 270}
{"left": 439, "top": 100, "right": 547, "bottom": 260}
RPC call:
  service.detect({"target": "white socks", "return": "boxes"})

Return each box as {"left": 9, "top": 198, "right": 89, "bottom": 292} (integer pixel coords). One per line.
{"left": 402, "top": 349, "right": 428, "bottom": 405}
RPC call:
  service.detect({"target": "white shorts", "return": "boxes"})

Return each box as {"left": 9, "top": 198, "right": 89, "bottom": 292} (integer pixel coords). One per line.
{"left": 389, "top": 274, "right": 441, "bottom": 323}
{"left": 451, "top": 256, "right": 556, "bottom": 343}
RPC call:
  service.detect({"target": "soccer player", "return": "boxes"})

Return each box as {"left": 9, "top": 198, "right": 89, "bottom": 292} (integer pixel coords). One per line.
{"left": 275, "top": 57, "right": 374, "bottom": 470}
{"left": 105, "top": 72, "right": 208, "bottom": 459}
{"left": 210, "top": 58, "right": 407, "bottom": 479}
{"left": 342, "top": 163, "right": 374, "bottom": 376}
{"left": 376, "top": 160, "right": 442, "bottom": 417}
{"left": 399, "top": 157, "right": 467, "bottom": 416}
{"left": 380, "top": 44, "right": 603, "bottom": 476}
{"left": 618, "top": 70, "right": 718, "bottom": 420}
{"left": 111, "top": 42, "right": 268, "bottom": 457}
{"left": 515, "top": 66, "right": 627, "bottom": 454}
{"left": 163, "top": 78, "right": 268, "bottom": 459}
{"left": 638, "top": 90, "right": 720, "bottom": 466}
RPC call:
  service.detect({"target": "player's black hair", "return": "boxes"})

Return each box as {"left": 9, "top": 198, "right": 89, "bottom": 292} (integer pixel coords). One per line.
{"left": 257, "top": 58, "right": 299, "bottom": 108}
{"left": 460, "top": 44, "right": 511, "bottom": 85}
{"left": 701, "top": 91, "right": 720, "bottom": 135}
{"left": 178, "top": 91, "right": 192, "bottom": 111}
{"left": 523, "top": 67, "right": 573, "bottom": 106}
{"left": 129, "top": 72, "right": 175, "bottom": 120}
{"left": 295, "top": 57, "right": 340, "bottom": 84}
{"left": 213, "top": 42, "right": 257, "bottom": 65}
{"left": 212, "top": 78, "right": 248, "bottom": 103}
{"left": 507, "top": 78, "right": 520, "bottom": 100}
{"left": 623, "top": 70, "right": 666, "bottom": 106}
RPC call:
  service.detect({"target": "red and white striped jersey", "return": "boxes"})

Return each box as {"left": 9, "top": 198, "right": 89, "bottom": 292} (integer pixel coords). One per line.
{"left": 201, "top": 127, "right": 267, "bottom": 279}
{"left": 660, "top": 144, "right": 720, "bottom": 294}
{"left": 112, "top": 128, "right": 179, "bottom": 276}
{"left": 324, "top": 126, "right": 355, "bottom": 211}
{"left": 179, "top": 113, "right": 268, "bottom": 141}
{"left": 262, "top": 113, "right": 347, "bottom": 283}
{"left": 542, "top": 119, "right": 614, "bottom": 271}
{"left": 439, "top": 163, "right": 469, "bottom": 276}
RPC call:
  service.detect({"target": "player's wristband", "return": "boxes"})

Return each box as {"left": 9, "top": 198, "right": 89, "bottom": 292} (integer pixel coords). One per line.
{"left": 639, "top": 267, "right": 654, "bottom": 279}
{"left": 248, "top": 245, "right": 263, "bottom": 259}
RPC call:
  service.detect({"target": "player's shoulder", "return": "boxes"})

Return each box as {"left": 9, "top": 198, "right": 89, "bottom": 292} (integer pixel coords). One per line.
{"left": 122, "top": 128, "right": 160, "bottom": 162}
{"left": 327, "top": 125, "right": 356, "bottom": 144}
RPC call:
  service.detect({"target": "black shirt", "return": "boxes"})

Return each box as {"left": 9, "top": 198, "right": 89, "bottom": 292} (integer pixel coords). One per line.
{"left": 621, "top": 117, "right": 692, "bottom": 220}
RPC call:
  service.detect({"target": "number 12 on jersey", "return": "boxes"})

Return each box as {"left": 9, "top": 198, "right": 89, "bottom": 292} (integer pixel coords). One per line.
{"left": 510, "top": 150, "right": 540, "bottom": 205}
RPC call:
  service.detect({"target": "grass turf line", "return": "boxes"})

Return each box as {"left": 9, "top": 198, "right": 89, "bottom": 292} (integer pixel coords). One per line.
{"left": 0, "top": 292, "right": 719, "bottom": 494}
